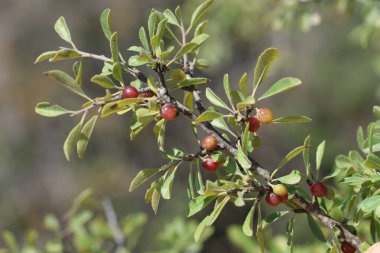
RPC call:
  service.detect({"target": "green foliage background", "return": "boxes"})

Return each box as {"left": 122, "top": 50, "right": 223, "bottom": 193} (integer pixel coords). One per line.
{"left": 0, "top": 0, "right": 379, "bottom": 252}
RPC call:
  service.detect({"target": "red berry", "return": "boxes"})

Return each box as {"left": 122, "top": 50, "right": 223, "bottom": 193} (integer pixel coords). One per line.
{"left": 201, "top": 157, "right": 219, "bottom": 172}
{"left": 202, "top": 135, "right": 218, "bottom": 151}
{"left": 160, "top": 104, "right": 177, "bottom": 121}
{"left": 247, "top": 117, "right": 260, "bottom": 132}
{"left": 265, "top": 192, "right": 281, "bottom": 206}
{"left": 278, "top": 193, "right": 288, "bottom": 202}
{"left": 257, "top": 108, "right": 273, "bottom": 124}
{"left": 341, "top": 241, "right": 356, "bottom": 253}
{"left": 310, "top": 182, "right": 327, "bottom": 198}
{"left": 122, "top": 86, "right": 139, "bottom": 99}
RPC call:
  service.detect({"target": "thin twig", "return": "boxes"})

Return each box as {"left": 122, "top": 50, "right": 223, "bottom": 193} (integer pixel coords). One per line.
{"left": 102, "top": 198, "right": 125, "bottom": 250}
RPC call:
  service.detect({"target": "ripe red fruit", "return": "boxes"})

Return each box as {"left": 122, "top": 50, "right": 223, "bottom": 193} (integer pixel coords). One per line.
{"left": 201, "top": 157, "right": 219, "bottom": 172}
{"left": 247, "top": 117, "right": 260, "bottom": 132}
{"left": 278, "top": 194, "right": 288, "bottom": 202}
{"left": 257, "top": 108, "right": 273, "bottom": 124}
{"left": 265, "top": 192, "right": 281, "bottom": 206}
{"left": 202, "top": 135, "right": 218, "bottom": 151}
{"left": 341, "top": 241, "right": 356, "bottom": 253}
{"left": 310, "top": 182, "right": 327, "bottom": 197}
{"left": 160, "top": 104, "right": 177, "bottom": 121}
{"left": 122, "top": 86, "right": 139, "bottom": 99}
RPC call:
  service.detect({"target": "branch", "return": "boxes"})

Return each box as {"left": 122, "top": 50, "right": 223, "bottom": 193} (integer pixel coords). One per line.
{"left": 101, "top": 198, "right": 125, "bottom": 250}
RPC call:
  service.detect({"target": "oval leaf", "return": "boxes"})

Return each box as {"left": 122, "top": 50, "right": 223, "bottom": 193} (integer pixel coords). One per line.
{"left": 100, "top": 9, "right": 112, "bottom": 40}
{"left": 273, "top": 116, "right": 312, "bottom": 123}
{"left": 258, "top": 77, "right": 302, "bottom": 100}
{"left": 54, "top": 17, "right": 73, "bottom": 45}
{"left": 35, "top": 102, "right": 72, "bottom": 117}
{"left": 275, "top": 170, "right": 301, "bottom": 185}
{"left": 63, "top": 121, "right": 83, "bottom": 161}
{"left": 77, "top": 115, "right": 98, "bottom": 159}
{"left": 195, "top": 110, "right": 223, "bottom": 123}
{"left": 360, "top": 195, "right": 380, "bottom": 213}
{"left": 205, "top": 88, "right": 230, "bottom": 111}
{"left": 44, "top": 70, "right": 89, "bottom": 100}
{"left": 129, "top": 169, "right": 161, "bottom": 192}
{"left": 253, "top": 48, "right": 278, "bottom": 93}
{"left": 91, "top": 74, "right": 116, "bottom": 89}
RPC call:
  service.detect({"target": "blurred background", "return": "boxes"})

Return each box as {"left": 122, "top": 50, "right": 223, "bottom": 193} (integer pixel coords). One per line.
{"left": 1, "top": 0, "right": 380, "bottom": 252}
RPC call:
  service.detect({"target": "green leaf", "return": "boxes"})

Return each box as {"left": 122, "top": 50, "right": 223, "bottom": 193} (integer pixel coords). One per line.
{"left": 307, "top": 214, "right": 326, "bottom": 242}
{"left": 151, "top": 188, "right": 161, "bottom": 214}
{"left": 100, "top": 9, "right": 112, "bottom": 40}
{"left": 139, "top": 27, "right": 150, "bottom": 51}
{"left": 223, "top": 74, "right": 234, "bottom": 109}
{"left": 273, "top": 116, "right": 312, "bottom": 123}
{"left": 170, "top": 42, "right": 198, "bottom": 63}
{"left": 151, "top": 18, "right": 168, "bottom": 51}
{"left": 161, "top": 164, "right": 180, "bottom": 199}
{"left": 191, "top": 33, "right": 210, "bottom": 45}
{"left": 363, "top": 153, "right": 380, "bottom": 170}
{"left": 44, "top": 70, "right": 89, "bottom": 100}
{"left": 172, "top": 77, "right": 208, "bottom": 89}
{"left": 195, "top": 161, "right": 205, "bottom": 195}
{"left": 359, "top": 195, "right": 380, "bottom": 212}
{"left": 44, "top": 214, "right": 60, "bottom": 232}
{"left": 34, "top": 51, "right": 57, "bottom": 64}
{"left": 374, "top": 105, "right": 380, "bottom": 119}
{"left": 3, "top": 231, "right": 19, "bottom": 253}
{"left": 54, "top": 16, "right": 74, "bottom": 46}
{"left": 194, "top": 20, "right": 208, "bottom": 37}
{"left": 128, "top": 55, "right": 150, "bottom": 66}
{"left": 195, "top": 110, "right": 223, "bottom": 123}
{"left": 91, "top": 74, "right": 116, "bottom": 89}
{"left": 73, "top": 60, "right": 83, "bottom": 85}
{"left": 303, "top": 135, "right": 312, "bottom": 178}
{"left": 262, "top": 211, "right": 289, "bottom": 229}
{"left": 148, "top": 11, "right": 158, "bottom": 39}
{"left": 205, "top": 88, "right": 231, "bottom": 111}
{"left": 184, "top": 92, "right": 194, "bottom": 112}
{"left": 211, "top": 118, "right": 236, "bottom": 137}
{"left": 252, "top": 48, "right": 279, "bottom": 96}
{"left": 286, "top": 218, "right": 295, "bottom": 253}
{"left": 239, "top": 72, "right": 248, "bottom": 96}
{"left": 189, "top": 0, "right": 213, "bottom": 30}
{"left": 153, "top": 119, "right": 166, "bottom": 152}
{"left": 49, "top": 49, "right": 81, "bottom": 62}
{"left": 237, "top": 97, "right": 256, "bottom": 110}
{"left": 256, "top": 206, "right": 265, "bottom": 253}
{"left": 159, "top": 46, "right": 175, "bottom": 59}
{"left": 242, "top": 201, "right": 256, "bottom": 236}
{"left": 237, "top": 144, "right": 251, "bottom": 171}
{"left": 258, "top": 77, "right": 301, "bottom": 100}
{"left": 63, "top": 121, "right": 83, "bottom": 161}
{"left": 35, "top": 102, "right": 72, "bottom": 117}
{"left": 194, "top": 215, "right": 211, "bottom": 242}
{"left": 357, "top": 126, "right": 364, "bottom": 150}
{"left": 110, "top": 32, "right": 119, "bottom": 63}
{"left": 275, "top": 170, "right": 302, "bottom": 185}
{"left": 77, "top": 115, "right": 98, "bottom": 159}
{"left": 272, "top": 146, "right": 305, "bottom": 177}
{"left": 129, "top": 169, "right": 161, "bottom": 192}
{"left": 163, "top": 9, "right": 179, "bottom": 26}
{"left": 316, "top": 140, "right": 326, "bottom": 177}
{"left": 112, "top": 62, "right": 123, "bottom": 82}
{"left": 207, "top": 195, "right": 230, "bottom": 225}
{"left": 187, "top": 195, "right": 216, "bottom": 217}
